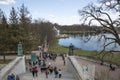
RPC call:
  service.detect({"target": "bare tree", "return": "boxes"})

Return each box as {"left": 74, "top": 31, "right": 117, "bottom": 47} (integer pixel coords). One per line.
{"left": 32, "top": 19, "right": 55, "bottom": 46}
{"left": 79, "top": 0, "right": 120, "bottom": 64}
{"left": 98, "top": 0, "right": 120, "bottom": 12}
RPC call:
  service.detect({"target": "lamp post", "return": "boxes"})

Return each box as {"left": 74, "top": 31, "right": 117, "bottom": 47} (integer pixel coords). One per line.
{"left": 68, "top": 43, "right": 74, "bottom": 56}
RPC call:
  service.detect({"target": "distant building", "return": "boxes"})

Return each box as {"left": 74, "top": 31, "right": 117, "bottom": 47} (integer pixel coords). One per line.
{"left": 53, "top": 26, "right": 60, "bottom": 36}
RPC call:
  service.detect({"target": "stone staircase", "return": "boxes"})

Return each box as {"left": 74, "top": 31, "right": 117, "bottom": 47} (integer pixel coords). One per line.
{"left": 20, "top": 69, "right": 75, "bottom": 80}
{"left": 20, "top": 57, "right": 76, "bottom": 80}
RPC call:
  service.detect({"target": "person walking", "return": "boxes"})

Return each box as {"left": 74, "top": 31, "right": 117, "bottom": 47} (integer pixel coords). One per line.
{"left": 53, "top": 66, "right": 57, "bottom": 73}
{"left": 62, "top": 58, "right": 65, "bottom": 66}
{"left": 45, "top": 69, "right": 49, "bottom": 78}
{"left": 49, "top": 66, "right": 53, "bottom": 74}
{"left": 16, "top": 75, "right": 20, "bottom": 80}
{"left": 7, "top": 75, "right": 12, "bottom": 80}
{"left": 58, "top": 69, "right": 62, "bottom": 78}
{"left": 54, "top": 68, "right": 58, "bottom": 78}
{"left": 11, "top": 73, "right": 15, "bottom": 80}
{"left": 31, "top": 66, "right": 35, "bottom": 77}
{"left": 34, "top": 66, "right": 38, "bottom": 77}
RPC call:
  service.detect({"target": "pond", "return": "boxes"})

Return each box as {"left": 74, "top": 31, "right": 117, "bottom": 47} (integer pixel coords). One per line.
{"left": 58, "top": 33, "right": 120, "bottom": 51}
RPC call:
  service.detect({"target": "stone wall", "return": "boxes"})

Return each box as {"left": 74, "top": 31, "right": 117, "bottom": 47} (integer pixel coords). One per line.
{"left": 67, "top": 56, "right": 95, "bottom": 80}
{"left": 0, "top": 56, "right": 26, "bottom": 80}
{"left": 67, "top": 56, "right": 82, "bottom": 80}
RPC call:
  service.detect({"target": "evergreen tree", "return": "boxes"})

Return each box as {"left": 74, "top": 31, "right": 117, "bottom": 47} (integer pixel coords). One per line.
{"left": 19, "top": 4, "right": 32, "bottom": 52}
{"left": 9, "top": 7, "right": 18, "bottom": 24}
{"left": 9, "top": 7, "right": 19, "bottom": 50}
{"left": 0, "top": 13, "right": 9, "bottom": 62}
{"left": 0, "top": 14, "right": 9, "bottom": 51}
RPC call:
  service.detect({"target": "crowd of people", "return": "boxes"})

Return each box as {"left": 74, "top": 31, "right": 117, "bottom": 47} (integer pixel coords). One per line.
{"left": 7, "top": 52, "right": 66, "bottom": 80}
{"left": 28, "top": 52, "right": 65, "bottom": 79}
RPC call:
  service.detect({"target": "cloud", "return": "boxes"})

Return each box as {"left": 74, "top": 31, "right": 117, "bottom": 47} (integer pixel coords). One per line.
{"left": 0, "top": 0, "right": 16, "bottom": 5}
{"left": 48, "top": 14, "right": 55, "bottom": 17}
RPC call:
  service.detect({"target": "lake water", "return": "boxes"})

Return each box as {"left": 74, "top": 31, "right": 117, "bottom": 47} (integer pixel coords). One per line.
{"left": 58, "top": 34, "right": 120, "bottom": 51}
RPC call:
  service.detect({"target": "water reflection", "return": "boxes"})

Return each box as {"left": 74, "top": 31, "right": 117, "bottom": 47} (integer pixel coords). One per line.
{"left": 58, "top": 33, "right": 120, "bottom": 51}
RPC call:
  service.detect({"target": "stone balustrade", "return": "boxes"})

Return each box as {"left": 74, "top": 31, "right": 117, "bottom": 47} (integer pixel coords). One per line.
{"left": 0, "top": 56, "right": 26, "bottom": 80}
{"left": 67, "top": 56, "right": 82, "bottom": 80}
{"left": 67, "top": 56, "right": 95, "bottom": 80}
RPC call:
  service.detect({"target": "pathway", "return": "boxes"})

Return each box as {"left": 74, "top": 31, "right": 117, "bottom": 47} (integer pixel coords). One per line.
{"left": 20, "top": 56, "right": 75, "bottom": 80}
{"left": 76, "top": 56, "right": 120, "bottom": 80}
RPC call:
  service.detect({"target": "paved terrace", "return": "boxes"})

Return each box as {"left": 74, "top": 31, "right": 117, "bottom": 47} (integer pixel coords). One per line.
{"left": 20, "top": 56, "right": 75, "bottom": 80}
{"left": 76, "top": 56, "right": 120, "bottom": 80}
{"left": 1, "top": 53, "right": 120, "bottom": 80}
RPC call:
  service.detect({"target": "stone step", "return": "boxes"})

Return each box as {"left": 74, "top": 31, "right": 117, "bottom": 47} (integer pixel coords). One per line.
{"left": 20, "top": 56, "right": 76, "bottom": 80}
{"left": 20, "top": 69, "right": 75, "bottom": 80}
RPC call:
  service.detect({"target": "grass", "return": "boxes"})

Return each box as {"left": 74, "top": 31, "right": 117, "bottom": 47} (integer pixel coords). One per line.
{"left": 61, "top": 31, "right": 96, "bottom": 34}
{"left": 48, "top": 39, "right": 68, "bottom": 53}
{"left": 49, "top": 39, "right": 120, "bottom": 66}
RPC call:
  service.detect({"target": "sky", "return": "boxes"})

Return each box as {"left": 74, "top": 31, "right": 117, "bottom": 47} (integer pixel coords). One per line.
{"left": 0, "top": 0, "right": 98, "bottom": 25}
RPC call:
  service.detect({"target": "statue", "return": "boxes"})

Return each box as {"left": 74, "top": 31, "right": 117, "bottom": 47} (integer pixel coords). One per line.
{"left": 17, "top": 42, "right": 23, "bottom": 56}
{"left": 68, "top": 43, "right": 74, "bottom": 56}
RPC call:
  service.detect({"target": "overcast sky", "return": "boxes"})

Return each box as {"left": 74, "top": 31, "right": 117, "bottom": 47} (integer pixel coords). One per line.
{"left": 0, "top": 0, "right": 98, "bottom": 25}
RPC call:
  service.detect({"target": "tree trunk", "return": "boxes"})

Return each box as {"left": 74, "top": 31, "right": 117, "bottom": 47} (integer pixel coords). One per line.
{"left": 3, "top": 52, "right": 6, "bottom": 62}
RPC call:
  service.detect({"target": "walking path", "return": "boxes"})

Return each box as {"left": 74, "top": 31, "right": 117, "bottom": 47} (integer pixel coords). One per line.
{"left": 76, "top": 56, "right": 120, "bottom": 80}
{"left": 20, "top": 56, "right": 75, "bottom": 80}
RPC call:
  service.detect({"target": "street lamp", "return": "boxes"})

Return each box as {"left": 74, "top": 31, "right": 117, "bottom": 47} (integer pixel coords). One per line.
{"left": 68, "top": 43, "right": 74, "bottom": 56}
